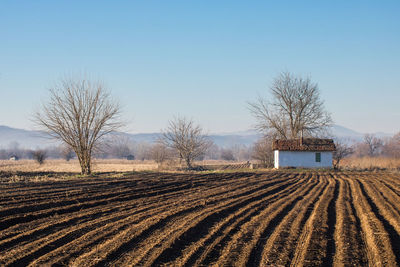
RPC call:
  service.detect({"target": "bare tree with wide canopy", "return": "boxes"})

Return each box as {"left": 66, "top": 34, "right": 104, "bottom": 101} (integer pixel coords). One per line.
{"left": 249, "top": 72, "right": 332, "bottom": 139}
{"left": 161, "top": 117, "right": 212, "bottom": 169}
{"left": 35, "top": 77, "right": 123, "bottom": 174}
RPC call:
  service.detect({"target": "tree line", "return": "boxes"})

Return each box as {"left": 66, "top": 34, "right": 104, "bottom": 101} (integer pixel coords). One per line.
{"left": 33, "top": 75, "right": 260, "bottom": 174}
{"left": 333, "top": 133, "right": 400, "bottom": 168}
{"left": 0, "top": 138, "right": 257, "bottom": 166}
{"left": 4, "top": 131, "right": 399, "bottom": 170}
{"left": 30, "top": 72, "right": 398, "bottom": 174}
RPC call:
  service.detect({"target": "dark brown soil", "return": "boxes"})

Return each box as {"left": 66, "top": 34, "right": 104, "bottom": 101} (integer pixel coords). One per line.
{"left": 0, "top": 171, "right": 399, "bottom": 266}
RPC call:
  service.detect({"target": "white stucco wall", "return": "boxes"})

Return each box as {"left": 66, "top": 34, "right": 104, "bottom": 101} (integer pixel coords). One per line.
{"left": 274, "top": 150, "right": 333, "bottom": 169}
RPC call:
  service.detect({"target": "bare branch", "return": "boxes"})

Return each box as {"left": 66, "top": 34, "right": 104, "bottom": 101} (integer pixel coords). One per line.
{"left": 333, "top": 139, "right": 353, "bottom": 169}
{"left": 363, "top": 133, "right": 383, "bottom": 157}
{"left": 252, "top": 135, "right": 274, "bottom": 167}
{"left": 161, "top": 117, "right": 212, "bottom": 169}
{"left": 32, "top": 150, "right": 47, "bottom": 165}
{"left": 34, "top": 76, "right": 123, "bottom": 174}
{"left": 249, "top": 71, "right": 332, "bottom": 139}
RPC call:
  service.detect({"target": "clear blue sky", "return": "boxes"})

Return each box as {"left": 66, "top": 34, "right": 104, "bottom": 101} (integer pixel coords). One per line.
{"left": 1, "top": 1, "right": 399, "bottom": 134}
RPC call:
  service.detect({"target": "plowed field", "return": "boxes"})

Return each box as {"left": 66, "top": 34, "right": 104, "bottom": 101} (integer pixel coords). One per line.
{"left": 1, "top": 171, "right": 399, "bottom": 266}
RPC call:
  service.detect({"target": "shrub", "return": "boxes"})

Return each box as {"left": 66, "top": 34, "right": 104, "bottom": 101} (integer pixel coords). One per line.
{"left": 32, "top": 150, "right": 47, "bottom": 165}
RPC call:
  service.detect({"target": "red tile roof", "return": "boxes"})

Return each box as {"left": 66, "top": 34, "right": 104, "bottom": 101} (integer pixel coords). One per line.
{"left": 273, "top": 138, "right": 336, "bottom": 151}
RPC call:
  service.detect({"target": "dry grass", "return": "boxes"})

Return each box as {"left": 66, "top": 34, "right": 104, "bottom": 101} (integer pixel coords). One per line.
{"left": 341, "top": 156, "right": 400, "bottom": 170}
{"left": 0, "top": 159, "right": 255, "bottom": 173}
{"left": 0, "top": 159, "right": 159, "bottom": 173}
{"left": 4, "top": 157, "right": 399, "bottom": 173}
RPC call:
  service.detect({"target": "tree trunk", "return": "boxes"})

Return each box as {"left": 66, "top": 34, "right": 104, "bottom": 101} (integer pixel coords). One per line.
{"left": 78, "top": 150, "right": 92, "bottom": 175}
{"left": 333, "top": 159, "right": 340, "bottom": 170}
{"left": 185, "top": 158, "right": 192, "bottom": 169}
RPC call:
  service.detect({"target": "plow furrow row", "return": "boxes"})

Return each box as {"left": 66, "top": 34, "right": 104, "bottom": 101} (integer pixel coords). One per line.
{"left": 0, "top": 171, "right": 399, "bottom": 266}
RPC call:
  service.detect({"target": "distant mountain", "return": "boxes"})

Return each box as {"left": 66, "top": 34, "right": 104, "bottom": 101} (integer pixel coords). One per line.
{"left": 330, "top": 124, "right": 393, "bottom": 141}
{"left": 123, "top": 132, "right": 162, "bottom": 144}
{"left": 0, "top": 124, "right": 394, "bottom": 149}
{"left": 122, "top": 132, "right": 260, "bottom": 148}
{"left": 329, "top": 125, "right": 364, "bottom": 140}
{"left": 0, "top": 126, "right": 261, "bottom": 149}
{"left": 213, "top": 129, "right": 259, "bottom": 136}
{"left": 208, "top": 133, "right": 260, "bottom": 148}
{"left": 330, "top": 125, "right": 362, "bottom": 137}
{"left": 0, "top": 126, "right": 59, "bottom": 149}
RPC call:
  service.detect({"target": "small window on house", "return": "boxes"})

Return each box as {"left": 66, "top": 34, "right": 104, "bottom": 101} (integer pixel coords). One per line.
{"left": 315, "top": 152, "right": 321, "bottom": 162}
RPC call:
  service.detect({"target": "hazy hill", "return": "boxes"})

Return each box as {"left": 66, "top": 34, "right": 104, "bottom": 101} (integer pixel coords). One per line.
{"left": 0, "top": 124, "right": 393, "bottom": 149}
{"left": 0, "top": 126, "right": 58, "bottom": 149}
{"left": 330, "top": 124, "right": 393, "bottom": 141}
{"left": 0, "top": 126, "right": 260, "bottom": 149}
{"left": 122, "top": 132, "right": 260, "bottom": 148}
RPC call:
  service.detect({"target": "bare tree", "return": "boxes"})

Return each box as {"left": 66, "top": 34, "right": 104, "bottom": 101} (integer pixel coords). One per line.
{"left": 60, "top": 145, "right": 75, "bottom": 161}
{"left": 363, "top": 134, "right": 383, "bottom": 157}
{"left": 333, "top": 139, "right": 353, "bottom": 169}
{"left": 252, "top": 136, "right": 274, "bottom": 168}
{"left": 382, "top": 132, "right": 400, "bottom": 158}
{"left": 32, "top": 150, "right": 47, "bottom": 165}
{"left": 151, "top": 143, "right": 171, "bottom": 166}
{"left": 108, "top": 134, "right": 133, "bottom": 159}
{"left": 161, "top": 117, "right": 212, "bottom": 169}
{"left": 231, "top": 144, "right": 252, "bottom": 161}
{"left": 204, "top": 143, "right": 220, "bottom": 160}
{"left": 134, "top": 142, "right": 152, "bottom": 161}
{"left": 249, "top": 72, "right": 332, "bottom": 139}
{"left": 220, "top": 148, "right": 235, "bottom": 161}
{"left": 352, "top": 142, "right": 368, "bottom": 157}
{"left": 34, "top": 77, "right": 122, "bottom": 174}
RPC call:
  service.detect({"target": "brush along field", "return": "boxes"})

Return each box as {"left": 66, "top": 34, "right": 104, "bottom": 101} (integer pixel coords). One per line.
{"left": 0, "top": 159, "right": 252, "bottom": 173}
{"left": 0, "top": 171, "right": 399, "bottom": 266}
{"left": 0, "top": 159, "right": 160, "bottom": 172}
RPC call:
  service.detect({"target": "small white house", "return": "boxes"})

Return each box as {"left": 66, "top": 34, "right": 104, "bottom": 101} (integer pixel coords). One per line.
{"left": 9, "top": 155, "right": 19, "bottom": 161}
{"left": 273, "top": 138, "right": 336, "bottom": 169}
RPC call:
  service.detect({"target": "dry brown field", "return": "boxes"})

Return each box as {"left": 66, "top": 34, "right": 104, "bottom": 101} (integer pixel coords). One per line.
{"left": 342, "top": 156, "right": 400, "bottom": 170}
{"left": 0, "top": 159, "right": 159, "bottom": 173}
{"left": 0, "top": 170, "right": 399, "bottom": 266}
{"left": 0, "top": 159, "right": 253, "bottom": 173}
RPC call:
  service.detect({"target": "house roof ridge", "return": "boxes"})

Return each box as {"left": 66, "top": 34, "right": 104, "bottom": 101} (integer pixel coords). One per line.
{"left": 273, "top": 138, "right": 336, "bottom": 151}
